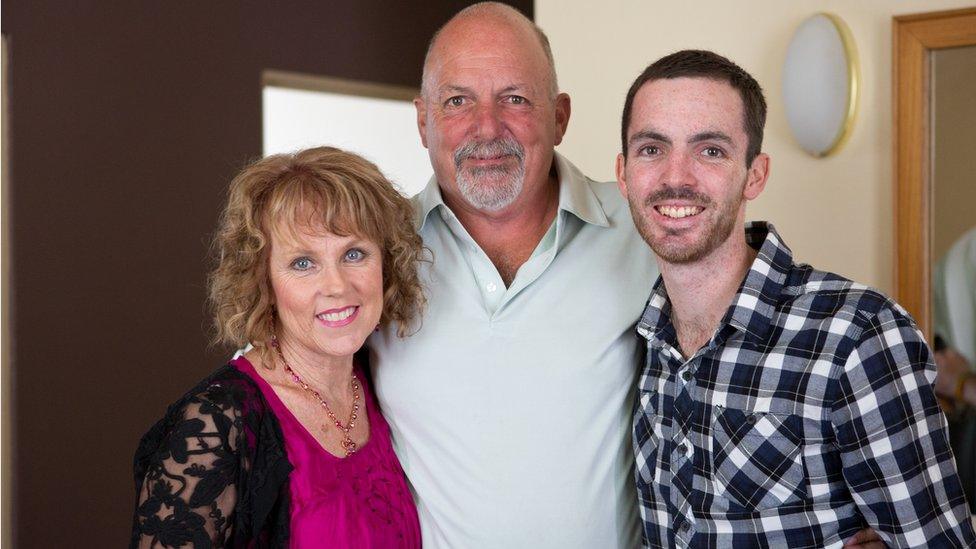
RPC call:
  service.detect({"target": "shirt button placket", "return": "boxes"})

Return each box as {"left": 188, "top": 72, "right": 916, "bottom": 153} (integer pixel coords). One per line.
{"left": 672, "top": 356, "right": 695, "bottom": 549}
{"left": 675, "top": 518, "right": 692, "bottom": 548}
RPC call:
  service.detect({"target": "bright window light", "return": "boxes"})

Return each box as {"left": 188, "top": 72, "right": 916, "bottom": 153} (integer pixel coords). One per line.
{"left": 263, "top": 79, "right": 431, "bottom": 197}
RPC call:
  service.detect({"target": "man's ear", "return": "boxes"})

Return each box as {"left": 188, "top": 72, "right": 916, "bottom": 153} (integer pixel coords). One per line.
{"left": 415, "top": 97, "right": 429, "bottom": 149}
{"left": 615, "top": 152, "right": 628, "bottom": 198}
{"left": 553, "top": 92, "right": 572, "bottom": 146}
{"left": 743, "top": 153, "right": 770, "bottom": 201}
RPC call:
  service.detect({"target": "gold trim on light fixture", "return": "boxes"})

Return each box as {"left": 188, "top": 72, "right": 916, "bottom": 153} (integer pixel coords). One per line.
{"left": 819, "top": 12, "right": 860, "bottom": 158}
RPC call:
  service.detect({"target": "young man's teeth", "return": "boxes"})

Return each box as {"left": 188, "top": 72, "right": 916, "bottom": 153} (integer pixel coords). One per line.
{"left": 658, "top": 205, "right": 702, "bottom": 218}
{"left": 319, "top": 307, "right": 355, "bottom": 322}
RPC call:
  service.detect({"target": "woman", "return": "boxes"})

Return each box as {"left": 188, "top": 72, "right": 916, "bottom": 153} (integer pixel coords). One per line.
{"left": 131, "top": 147, "right": 426, "bottom": 548}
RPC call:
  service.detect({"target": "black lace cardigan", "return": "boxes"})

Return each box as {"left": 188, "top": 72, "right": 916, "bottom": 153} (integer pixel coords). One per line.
{"left": 131, "top": 364, "right": 293, "bottom": 548}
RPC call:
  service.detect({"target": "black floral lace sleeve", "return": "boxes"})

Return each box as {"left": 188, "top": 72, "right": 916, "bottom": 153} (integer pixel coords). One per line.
{"left": 131, "top": 365, "right": 292, "bottom": 548}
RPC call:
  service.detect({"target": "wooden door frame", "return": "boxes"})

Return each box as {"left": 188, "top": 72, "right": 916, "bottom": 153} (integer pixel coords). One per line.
{"left": 893, "top": 7, "right": 976, "bottom": 338}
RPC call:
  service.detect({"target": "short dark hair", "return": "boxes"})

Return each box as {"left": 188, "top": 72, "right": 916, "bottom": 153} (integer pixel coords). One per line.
{"left": 620, "top": 49, "right": 767, "bottom": 165}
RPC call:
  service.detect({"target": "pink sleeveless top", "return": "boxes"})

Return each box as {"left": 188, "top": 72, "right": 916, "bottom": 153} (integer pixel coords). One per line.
{"left": 232, "top": 356, "right": 421, "bottom": 548}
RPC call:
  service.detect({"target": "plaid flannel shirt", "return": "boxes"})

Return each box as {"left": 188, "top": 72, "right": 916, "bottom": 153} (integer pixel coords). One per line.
{"left": 634, "top": 222, "right": 976, "bottom": 548}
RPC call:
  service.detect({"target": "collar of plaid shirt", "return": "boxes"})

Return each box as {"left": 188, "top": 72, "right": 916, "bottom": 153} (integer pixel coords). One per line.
{"left": 637, "top": 220, "right": 789, "bottom": 348}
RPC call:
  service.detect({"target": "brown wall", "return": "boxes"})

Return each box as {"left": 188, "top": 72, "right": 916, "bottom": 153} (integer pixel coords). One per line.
{"left": 1, "top": 2, "right": 531, "bottom": 546}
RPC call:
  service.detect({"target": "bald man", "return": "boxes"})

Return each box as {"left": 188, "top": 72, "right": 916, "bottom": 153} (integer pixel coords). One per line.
{"left": 369, "top": 3, "right": 657, "bottom": 547}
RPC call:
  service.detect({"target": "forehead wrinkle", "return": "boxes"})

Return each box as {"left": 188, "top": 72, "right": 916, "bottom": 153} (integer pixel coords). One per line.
{"left": 432, "top": 71, "right": 542, "bottom": 108}
{"left": 422, "top": 11, "right": 555, "bottom": 100}
{"left": 440, "top": 49, "right": 540, "bottom": 77}
{"left": 435, "top": 84, "right": 474, "bottom": 97}
{"left": 499, "top": 83, "right": 533, "bottom": 94}
{"left": 626, "top": 126, "right": 743, "bottom": 158}
{"left": 437, "top": 81, "right": 535, "bottom": 95}
{"left": 689, "top": 131, "right": 734, "bottom": 145}
{"left": 628, "top": 129, "right": 672, "bottom": 146}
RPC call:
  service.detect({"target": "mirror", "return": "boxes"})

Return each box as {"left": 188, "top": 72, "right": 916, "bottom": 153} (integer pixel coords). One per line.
{"left": 931, "top": 45, "right": 976, "bottom": 367}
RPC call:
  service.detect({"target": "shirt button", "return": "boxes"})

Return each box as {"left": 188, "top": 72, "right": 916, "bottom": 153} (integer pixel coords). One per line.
{"left": 677, "top": 443, "right": 688, "bottom": 455}
{"left": 486, "top": 282, "right": 497, "bottom": 293}
{"left": 746, "top": 414, "right": 757, "bottom": 425}
{"left": 679, "top": 521, "right": 690, "bottom": 534}
{"left": 681, "top": 370, "right": 692, "bottom": 381}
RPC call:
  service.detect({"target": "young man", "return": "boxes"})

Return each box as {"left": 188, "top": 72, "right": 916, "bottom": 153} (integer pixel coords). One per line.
{"left": 617, "top": 49, "right": 976, "bottom": 548}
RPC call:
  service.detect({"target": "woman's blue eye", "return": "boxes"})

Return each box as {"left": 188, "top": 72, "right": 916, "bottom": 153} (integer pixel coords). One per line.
{"left": 291, "top": 257, "right": 313, "bottom": 270}
{"left": 345, "top": 248, "right": 366, "bottom": 262}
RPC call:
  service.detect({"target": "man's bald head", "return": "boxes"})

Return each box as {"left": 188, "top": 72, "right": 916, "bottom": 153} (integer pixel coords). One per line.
{"left": 420, "top": 2, "right": 559, "bottom": 101}
{"left": 414, "top": 2, "right": 571, "bottom": 216}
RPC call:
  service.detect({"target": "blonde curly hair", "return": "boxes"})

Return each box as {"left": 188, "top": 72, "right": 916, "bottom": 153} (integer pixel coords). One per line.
{"left": 208, "top": 146, "right": 426, "bottom": 365}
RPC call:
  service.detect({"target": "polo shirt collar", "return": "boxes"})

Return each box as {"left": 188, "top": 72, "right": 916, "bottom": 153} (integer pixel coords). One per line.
{"left": 553, "top": 152, "right": 609, "bottom": 228}
{"left": 414, "top": 173, "right": 445, "bottom": 231}
{"left": 413, "top": 151, "right": 611, "bottom": 231}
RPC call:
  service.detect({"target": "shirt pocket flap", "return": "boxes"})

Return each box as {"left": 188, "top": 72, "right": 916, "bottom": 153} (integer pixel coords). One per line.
{"left": 711, "top": 405, "right": 808, "bottom": 511}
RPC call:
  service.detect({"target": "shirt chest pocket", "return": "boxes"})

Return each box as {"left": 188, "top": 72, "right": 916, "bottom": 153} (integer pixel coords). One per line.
{"left": 711, "top": 405, "right": 808, "bottom": 511}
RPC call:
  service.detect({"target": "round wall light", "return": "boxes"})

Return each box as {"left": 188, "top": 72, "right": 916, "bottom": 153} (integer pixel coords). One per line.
{"left": 782, "top": 13, "right": 860, "bottom": 157}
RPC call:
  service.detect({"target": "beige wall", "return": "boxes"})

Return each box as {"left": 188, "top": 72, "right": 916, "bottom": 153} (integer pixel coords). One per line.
{"left": 933, "top": 45, "right": 976, "bottom": 263}
{"left": 538, "top": 0, "right": 975, "bottom": 293}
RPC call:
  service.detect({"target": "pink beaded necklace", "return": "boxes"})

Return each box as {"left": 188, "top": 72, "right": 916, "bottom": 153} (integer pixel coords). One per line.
{"left": 271, "top": 335, "right": 361, "bottom": 456}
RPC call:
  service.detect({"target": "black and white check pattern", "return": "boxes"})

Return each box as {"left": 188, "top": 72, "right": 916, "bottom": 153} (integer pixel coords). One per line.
{"left": 634, "top": 222, "right": 976, "bottom": 548}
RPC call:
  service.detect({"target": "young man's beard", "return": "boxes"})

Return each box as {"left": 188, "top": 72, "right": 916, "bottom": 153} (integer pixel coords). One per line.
{"left": 629, "top": 182, "right": 744, "bottom": 264}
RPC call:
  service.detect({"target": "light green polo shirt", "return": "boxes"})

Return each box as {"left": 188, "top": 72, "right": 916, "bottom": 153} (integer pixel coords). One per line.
{"left": 370, "top": 153, "right": 659, "bottom": 549}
